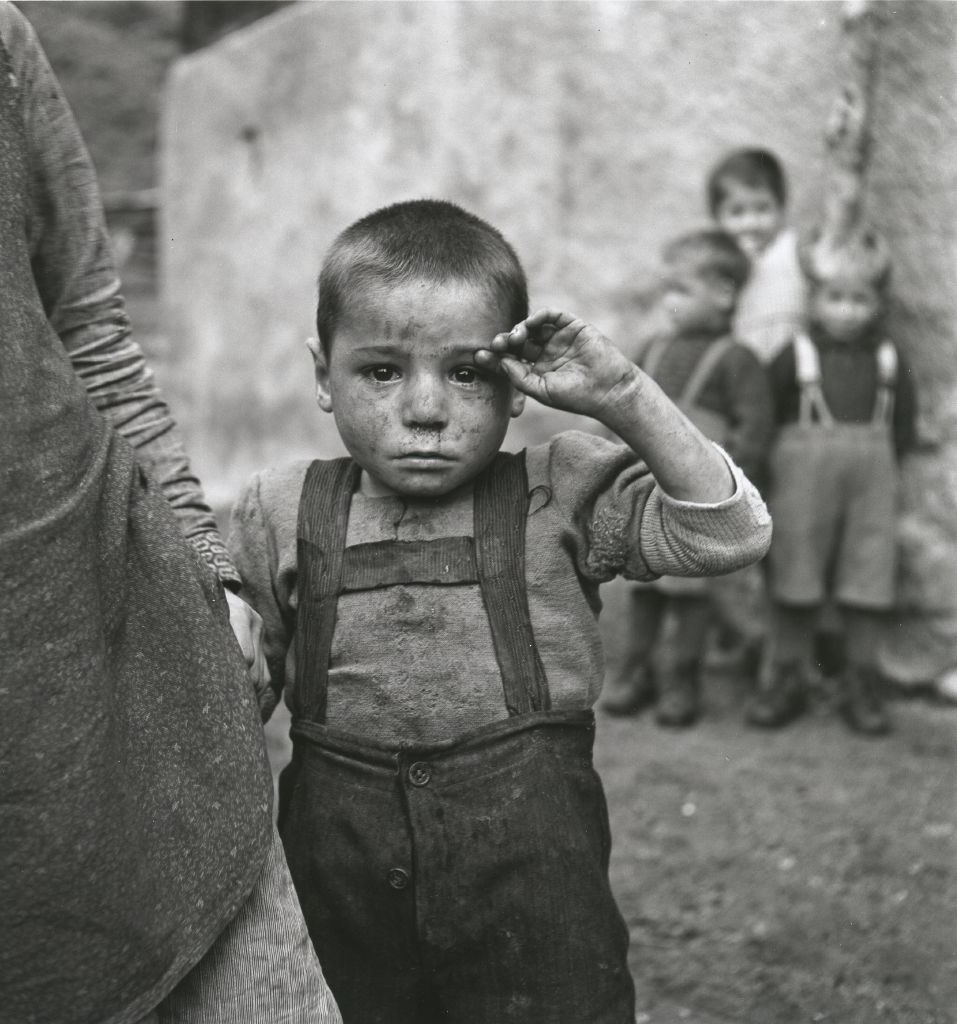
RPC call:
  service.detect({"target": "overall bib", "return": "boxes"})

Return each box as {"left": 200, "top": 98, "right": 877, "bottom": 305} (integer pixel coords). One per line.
{"left": 280, "top": 454, "right": 635, "bottom": 1024}
{"left": 769, "top": 334, "right": 899, "bottom": 608}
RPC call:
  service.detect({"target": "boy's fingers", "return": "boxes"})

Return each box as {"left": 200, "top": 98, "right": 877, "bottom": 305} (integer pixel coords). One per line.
{"left": 499, "top": 356, "right": 547, "bottom": 402}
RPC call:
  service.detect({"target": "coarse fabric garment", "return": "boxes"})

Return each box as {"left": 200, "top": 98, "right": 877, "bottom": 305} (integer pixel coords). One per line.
{"left": 284, "top": 713, "right": 632, "bottom": 1024}
{"left": 768, "top": 334, "right": 902, "bottom": 609}
{"left": 0, "top": 17, "right": 274, "bottom": 1022}
{"left": 282, "top": 453, "right": 634, "bottom": 1023}
{"left": 229, "top": 431, "right": 772, "bottom": 740}
{"left": 0, "top": 3, "right": 238, "bottom": 583}
{"left": 733, "top": 227, "right": 808, "bottom": 365}
{"left": 135, "top": 828, "right": 342, "bottom": 1024}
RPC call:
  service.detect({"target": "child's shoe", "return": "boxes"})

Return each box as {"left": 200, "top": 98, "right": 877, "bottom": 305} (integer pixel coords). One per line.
{"left": 745, "top": 660, "right": 806, "bottom": 728}
{"left": 655, "top": 660, "right": 700, "bottom": 728}
{"left": 602, "top": 666, "right": 655, "bottom": 716}
{"left": 838, "top": 664, "right": 891, "bottom": 735}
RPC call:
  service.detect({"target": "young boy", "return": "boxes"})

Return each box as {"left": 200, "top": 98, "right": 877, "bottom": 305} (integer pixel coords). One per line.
{"left": 229, "top": 199, "right": 771, "bottom": 1023}
{"left": 708, "top": 147, "right": 809, "bottom": 365}
{"left": 751, "top": 229, "right": 917, "bottom": 733}
{"left": 706, "top": 147, "right": 815, "bottom": 683}
{"left": 601, "top": 230, "right": 773, "bottom": 727}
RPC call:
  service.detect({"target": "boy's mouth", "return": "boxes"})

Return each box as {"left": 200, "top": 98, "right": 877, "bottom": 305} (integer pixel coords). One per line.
{"left": 396, "top": 452, "right": 454, "bottom": 462}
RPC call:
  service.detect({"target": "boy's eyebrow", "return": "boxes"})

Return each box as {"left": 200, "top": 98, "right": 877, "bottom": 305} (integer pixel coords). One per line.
{"left": 350, "top": 343, "right": 485, "bottom": 359}
{"left": 350, "top": 344, "right": 402, "bottom": 356}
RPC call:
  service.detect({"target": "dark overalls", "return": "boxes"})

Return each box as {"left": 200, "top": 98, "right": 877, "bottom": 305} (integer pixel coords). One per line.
{"left": 280, "top": 454, "right": 635, "bottom": 1024}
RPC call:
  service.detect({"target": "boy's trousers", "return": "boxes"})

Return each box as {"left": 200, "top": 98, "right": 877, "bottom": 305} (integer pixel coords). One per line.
{"left": 284, "top": 455, "right": 636, "bottom": 1024}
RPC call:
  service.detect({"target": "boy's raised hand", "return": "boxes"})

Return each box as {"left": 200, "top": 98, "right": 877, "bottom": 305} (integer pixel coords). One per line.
{"left": 475, "top": 309, "right": 638, "bottom": 421}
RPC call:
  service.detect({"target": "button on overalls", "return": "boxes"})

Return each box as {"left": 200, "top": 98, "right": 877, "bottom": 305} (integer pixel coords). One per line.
{"left": 280, "top": 453, "right": 635, "bottom": 1024}
{"left": 769, "top": 333, "right": 899, "bottom": 608}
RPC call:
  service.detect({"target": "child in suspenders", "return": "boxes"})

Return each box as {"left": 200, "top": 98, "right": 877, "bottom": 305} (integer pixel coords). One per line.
{"left": 601, "top": 230, "right": 773, "bottom": 727}
{"left": 229, "top": 200, "right": 771, "bottom": 1023}
{"left": 750, "top": 231, "right": 917, "bottom": 733}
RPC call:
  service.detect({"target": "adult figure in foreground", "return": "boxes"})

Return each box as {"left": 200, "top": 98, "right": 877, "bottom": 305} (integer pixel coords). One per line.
{"left": 0, "top": 6, "right": 339, "bottom": 1022}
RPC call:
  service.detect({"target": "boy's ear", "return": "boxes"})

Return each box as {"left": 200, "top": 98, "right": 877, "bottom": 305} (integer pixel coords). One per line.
{"left": 509, "top": 389, "right": 525, "bottom": 418}
{"left": 305, "top": 336, "right": 334, "bottom": 413}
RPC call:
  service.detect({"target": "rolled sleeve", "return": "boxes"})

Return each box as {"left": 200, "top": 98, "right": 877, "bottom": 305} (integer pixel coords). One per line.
{"left": 641, "top": 445, "right": 772, "bottom": 578}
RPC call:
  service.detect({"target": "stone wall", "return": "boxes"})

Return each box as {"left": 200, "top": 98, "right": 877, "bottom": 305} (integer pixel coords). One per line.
{"left": 161, "top": 0, "right": 957, "bottom": 681}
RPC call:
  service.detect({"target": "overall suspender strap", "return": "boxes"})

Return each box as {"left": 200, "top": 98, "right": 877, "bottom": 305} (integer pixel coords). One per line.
{"left": 639, "top": 336, "right": 668, "bottom": 379}
{"left": 678, "top": 337, "right": 735, "bottom": 408}
{"left": 793, "top": 333, "right": 835, "bottom": 428}
{"left": 873, "top": 339, "right": 898, "bottom": 426}
{"left": 295, "top": 457, "right": 360, "bottom": 723}
{"left": 474, "top": 451, "right": 551, "bottom": 716}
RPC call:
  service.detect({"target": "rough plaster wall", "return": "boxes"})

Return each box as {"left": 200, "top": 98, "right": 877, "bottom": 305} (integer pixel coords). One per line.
{"left": 161, "top": 0, "right": 957, "bottom": 679}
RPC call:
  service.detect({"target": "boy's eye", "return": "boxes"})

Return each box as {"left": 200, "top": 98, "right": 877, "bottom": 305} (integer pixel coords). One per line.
{"left": 366, "top": 366, "right": 399, "bottom": 383}
{"left": 452, "top": 366, "right": 480, "bottom": 384}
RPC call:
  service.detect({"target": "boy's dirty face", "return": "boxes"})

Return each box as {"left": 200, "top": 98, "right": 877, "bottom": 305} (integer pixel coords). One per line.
{"left": 311, "top": 278, "right": 524, "bottom": 498}
{"left": 660, "top": 263, "right": 734, "bottom": 337}
{"left": 714, "top": 180, "right": 784, "bottom": 259}
{"left": 809, "top": 276, "right": 882, "bottom": 344}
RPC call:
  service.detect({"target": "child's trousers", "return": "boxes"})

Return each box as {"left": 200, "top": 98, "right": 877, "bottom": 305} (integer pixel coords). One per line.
{"left": 137, "top": 827, "right": 341, "bottom": 1024}
{"left": 281, "top": 710, "right": 635, "bottom": 1024}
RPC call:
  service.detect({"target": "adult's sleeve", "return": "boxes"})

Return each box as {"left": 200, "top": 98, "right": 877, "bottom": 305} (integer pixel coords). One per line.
{"left": 6, "top": 4, "right": 239, "bottom": 585}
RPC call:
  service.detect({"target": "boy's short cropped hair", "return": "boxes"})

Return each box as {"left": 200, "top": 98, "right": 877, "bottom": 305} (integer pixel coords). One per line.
{"left": 707, "top": 148, "right": 788, "bottom": 216}
{"left": 316, "top": 198, "right": 528, "bottom": 352}
{"left": 663, "top": 229, "right": 751, "bottom": 293}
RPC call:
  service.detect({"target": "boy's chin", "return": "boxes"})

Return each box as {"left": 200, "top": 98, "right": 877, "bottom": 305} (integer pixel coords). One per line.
{"left": 358, "top": 465, "right": 475, "bottom": 500}
{"left": 736, "top": 235, "right": 771, "bottom": 259}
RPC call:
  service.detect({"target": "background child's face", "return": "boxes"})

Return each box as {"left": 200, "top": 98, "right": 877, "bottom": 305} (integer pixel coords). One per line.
{"left": 809, "top": 276, "right": 882, "bottom": 344}
{"left": 714, "top": 180, "right": 784, "bottom": 259}
{"left": 311, "top": 278, "right": 523, "bottom": 498}
{"left": 660, "top": 264, "right": 735, "bottom": 336}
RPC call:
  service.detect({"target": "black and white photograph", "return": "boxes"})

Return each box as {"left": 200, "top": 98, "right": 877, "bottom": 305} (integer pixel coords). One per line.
{"left": 1, "top": 2, "right": 955, "bottom": 1022}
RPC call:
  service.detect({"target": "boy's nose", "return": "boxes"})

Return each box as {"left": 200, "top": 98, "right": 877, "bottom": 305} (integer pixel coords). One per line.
{"left": 403, "top": 374, "right": 448, "bottom": 428}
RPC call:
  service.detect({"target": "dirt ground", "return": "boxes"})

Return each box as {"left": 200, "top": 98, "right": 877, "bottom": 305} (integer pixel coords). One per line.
{"left": 266, "top": 665, "right": 956, "bottom": 1024}
{"left": 597, "top": 669, "right": 957, "bottom": 1024}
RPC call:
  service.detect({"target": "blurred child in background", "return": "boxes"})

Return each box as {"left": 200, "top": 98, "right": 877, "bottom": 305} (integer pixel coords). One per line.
{"left": 602, "top": 230, "right": 773, "bottom": 727}
{"left": 704, "top": 149, "right": 810, "bottom": 682}
{"left": 752, "top": 228, "right": 916, "bottom": 733}
{"left": 708, "top": 147, "right": 808, "bottom": 364}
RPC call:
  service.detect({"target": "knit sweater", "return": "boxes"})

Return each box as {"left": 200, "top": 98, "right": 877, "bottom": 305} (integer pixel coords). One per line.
{"left": 229, "top": 432, "right": 771, "bottom": 744}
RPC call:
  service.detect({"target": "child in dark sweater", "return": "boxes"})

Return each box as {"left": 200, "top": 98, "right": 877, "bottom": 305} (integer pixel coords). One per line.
{"left": 749, "top": 230, "right": 916, "bottom": 733}
{"left": 601, "top": 230, "right": 773, "bottom": 726}
{"left": 229, "top": 199, "right": 770, "bottom": 1023}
